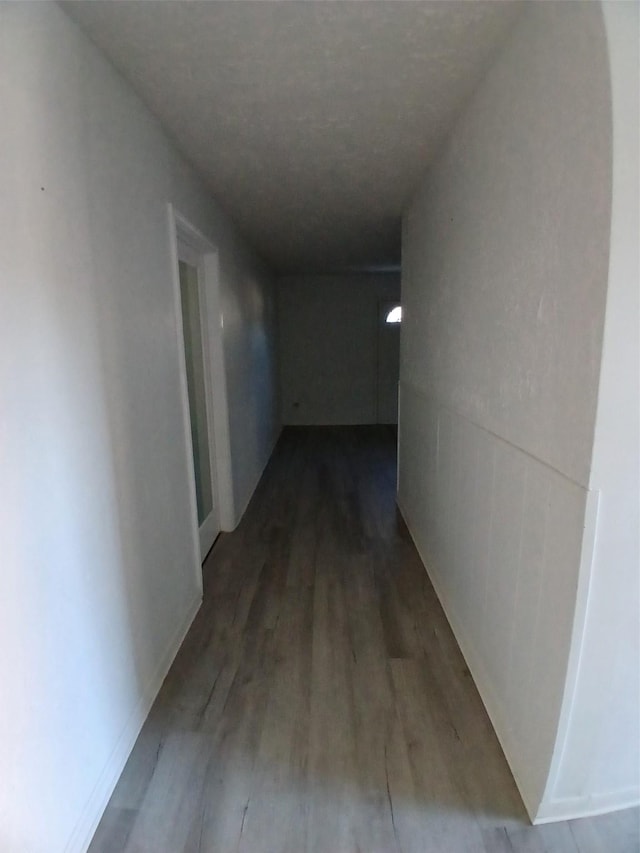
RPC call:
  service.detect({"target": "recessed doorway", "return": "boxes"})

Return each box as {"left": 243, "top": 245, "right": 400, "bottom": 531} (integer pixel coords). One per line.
{"left": 178, "top": 248, "right": 219, "bottom": 557}
{"left": 168, "top": 205, "right": 235, "bottom": 576}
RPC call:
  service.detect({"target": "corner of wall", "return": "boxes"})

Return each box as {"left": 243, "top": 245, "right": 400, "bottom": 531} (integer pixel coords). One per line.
{"left": 398, "top": 0, "right": 617, "bottom": 824}
{"left": 534, "top": 0, "right": 640, "bottom": 820}
{"left": 64, "top": 592, "right": 202, "bottom": 853}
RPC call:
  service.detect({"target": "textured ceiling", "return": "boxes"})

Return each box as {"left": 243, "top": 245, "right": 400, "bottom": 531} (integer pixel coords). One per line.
{"left": 64, "top": 1, "right": 520, "bottom": 274}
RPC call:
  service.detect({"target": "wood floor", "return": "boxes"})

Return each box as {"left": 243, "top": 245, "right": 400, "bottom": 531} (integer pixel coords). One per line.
{"left": 90, "top": 427, "right": 640, "bottom": 853}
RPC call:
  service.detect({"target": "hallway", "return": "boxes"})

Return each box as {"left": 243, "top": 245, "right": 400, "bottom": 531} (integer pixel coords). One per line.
{"left": 89, "top": 428, "right": 638, "bottom": 853}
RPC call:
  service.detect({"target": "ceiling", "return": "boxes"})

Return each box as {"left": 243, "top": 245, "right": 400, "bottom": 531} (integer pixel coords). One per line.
{"left": 64, "top": 1, "right": 520, "bottom": 275}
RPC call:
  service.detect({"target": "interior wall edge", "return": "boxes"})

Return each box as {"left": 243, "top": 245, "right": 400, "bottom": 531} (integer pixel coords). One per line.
{"left": 533, "top": 489, "right": 606, "bottom": 822}
{"left": 532, "top": 788, "right": 640, "bottom": 827}
{"left": 537, "top": 0, "right": 640, "bottom": 811}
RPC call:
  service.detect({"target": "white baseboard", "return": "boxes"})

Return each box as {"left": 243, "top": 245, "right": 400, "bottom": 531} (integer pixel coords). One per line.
{"left": 64, "top": 592, "right": 202, "bottom": 853}
{"left": 396, "top": 496, "right": 540, "bottom": 822}
{"left": 534, "top": 788, "right": 640, "bottom": 825}
{"left": 397, "top": 497, "right": 640, "bottom": 827}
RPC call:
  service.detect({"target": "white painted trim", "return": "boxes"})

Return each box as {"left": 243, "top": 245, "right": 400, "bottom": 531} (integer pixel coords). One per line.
{"left": 535, "top": 487, "right": 640, "bottom": 823}
{"left": 167, "top": 205, "right": 206, "bottom": 589}
{"left": 167, "top": 204, "right": 235, "bottom": 543}
{"left": 193, "top": 247, "right": 222, "bottom": 548}
{"left": 65, "top": 593, "right": 202, "bottom": 853}
{"left": 201, "top": 251, "right": 235, "bottom": 531}
{"left": 175, "top": 228, "right": 221, "bottom": 552}
{"left": 177, "top": 239, "right": 201, "bottom": 269}
{"left": 533, "top": 787, "right": 640, "bottom": 825}
{"left": 538, "top": 488, "right": 602, "bottom": 814}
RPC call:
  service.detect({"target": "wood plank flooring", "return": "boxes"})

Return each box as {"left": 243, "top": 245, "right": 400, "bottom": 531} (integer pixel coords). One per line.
{"left": 90, "top": 426, "right": 640, "bottom": 853}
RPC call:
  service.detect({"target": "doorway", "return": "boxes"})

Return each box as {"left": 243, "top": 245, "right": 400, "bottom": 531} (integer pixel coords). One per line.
{"left": 168, "top": 205, "right": 236, "bottom": 577}
{"left": 177, "top": 247, "right": 219, "bottom": 558}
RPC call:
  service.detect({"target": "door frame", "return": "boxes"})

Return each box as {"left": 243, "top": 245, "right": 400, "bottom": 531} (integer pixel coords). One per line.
{"left": 177, "top": 239, "right": 220, "bottom": 558}
{"left": 166, "top": 204, "right": 234, "bottom": 580}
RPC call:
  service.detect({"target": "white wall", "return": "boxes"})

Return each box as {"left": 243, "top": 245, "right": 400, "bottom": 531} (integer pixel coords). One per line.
{"left": 0, "top": 5, "right": 278, "bottom": 852}
{"left": 540, "top": 2, "right": 640, "bottom": 821}
{"left": 398, "top": 1, "right": 615, "bottom": 820}
{"left": 278, "top": 274, "right": 401, "bottom": 425}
